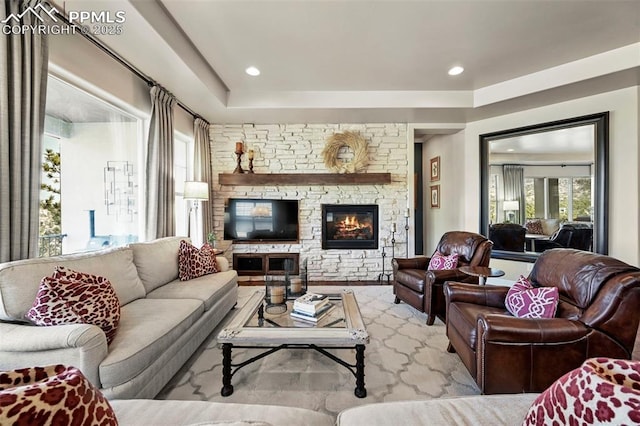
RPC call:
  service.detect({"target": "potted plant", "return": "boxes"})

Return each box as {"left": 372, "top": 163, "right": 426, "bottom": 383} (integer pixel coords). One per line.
{"left": 207, "top": 232, "right": 217, "bottom": 248}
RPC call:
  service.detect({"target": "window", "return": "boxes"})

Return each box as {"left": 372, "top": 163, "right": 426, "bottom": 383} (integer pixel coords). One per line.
{"left": 41, "top": 76, "right": 144, "bottom": 255}
{"left": 524, "top": 176, "right": 592, "bottom": 221}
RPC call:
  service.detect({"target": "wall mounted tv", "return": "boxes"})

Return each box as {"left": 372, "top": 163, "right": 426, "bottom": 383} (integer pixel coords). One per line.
{"left": 224, "top": 198, "right": 299, "bottom": 243}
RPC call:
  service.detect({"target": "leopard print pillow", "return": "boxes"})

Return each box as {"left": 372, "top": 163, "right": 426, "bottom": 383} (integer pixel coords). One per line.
{"left": 178, "top": 240, "right": 219, "bottom": 281}
{"left": 523, "top": 357, "right": 640, "bottom": 425}
{"left": 25, "top": 267, "right": 121, "bottom": 345}
{"left": 0, "top": 365, "right": 118, "bottom": 425}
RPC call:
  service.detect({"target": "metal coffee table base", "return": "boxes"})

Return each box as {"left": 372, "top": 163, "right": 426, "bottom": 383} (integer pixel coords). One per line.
{"left": 220, "top": 342, "right": 367, "bottom": 398}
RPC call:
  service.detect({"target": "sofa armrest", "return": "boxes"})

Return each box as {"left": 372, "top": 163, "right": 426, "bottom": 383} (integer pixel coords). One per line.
{"left": 477, "top": 314, "right": 591, "bottom": 343}
{"left": 475, "top": 314, "right": 592, "bottom": 394}
{"left": 0, "top": 322, "right": 107, "bottom": 387}
{"left": 444, "top": 282, "right": 510, "bottom": 309}
{"left": 427, "top": 269, "right": 471, "bottom": 283}
{"left": 216, "top": 256, "right": 230, "bottom": 272}
{"left": 393, "top": 257, "right": 430, "bottom": 271}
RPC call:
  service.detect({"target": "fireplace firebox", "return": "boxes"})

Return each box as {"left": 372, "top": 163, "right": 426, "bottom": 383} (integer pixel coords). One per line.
{"left": 321, "top": 204, "right": 378, "bottom": 249}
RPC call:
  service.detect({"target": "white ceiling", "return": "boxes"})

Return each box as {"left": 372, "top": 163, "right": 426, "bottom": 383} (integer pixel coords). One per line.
{"left": 61, "top": 0, "right": 640, "bottom": 124}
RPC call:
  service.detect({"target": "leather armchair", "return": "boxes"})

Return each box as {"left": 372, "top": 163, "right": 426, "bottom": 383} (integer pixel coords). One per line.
{"left": 392, "top": 231, "right": 493, "bottom": 325}
{"left": 488, "top": 223, "right": 526, "bottom": 252}
{"left": 444, "top": 248, "right": 640, "bottom": 394}
{"left": 534, "top": 223, "right": 593, "bottom": 252}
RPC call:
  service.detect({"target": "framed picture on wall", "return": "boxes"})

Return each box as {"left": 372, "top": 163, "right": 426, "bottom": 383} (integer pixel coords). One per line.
{"left": 430, "top": 185, "right": 440, "bottom": 208}
{"left": 430, "top": 156, "right": 440, "bottom": 181}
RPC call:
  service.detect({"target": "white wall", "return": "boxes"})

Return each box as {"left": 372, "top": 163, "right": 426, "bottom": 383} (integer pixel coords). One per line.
{"left": 60, "top": 122, "right": 139, "bottom": 253}
{"left": 461, "top": 86, "right": 640, "bottom": 278}
{"left": 210, "top": 123, "right": 409, "bottom": 282}
{"left": 49, "top": 31, "right": 194, "bottom": 138}
{"left": 422, "top": 132, "right": 466, "bottom": 253}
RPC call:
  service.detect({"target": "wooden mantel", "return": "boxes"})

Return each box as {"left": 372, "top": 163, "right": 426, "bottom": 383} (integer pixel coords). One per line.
{"left": 218, "top": 172, "right": 391, "bottom": 186}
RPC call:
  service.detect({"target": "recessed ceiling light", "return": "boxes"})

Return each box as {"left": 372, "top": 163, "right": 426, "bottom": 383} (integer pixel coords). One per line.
{"left": 448, "top": 66, "right": 464, "bottom": 76}
{"left": 507, "top": 148, "right": 515, "bottom": 152}
{"left": 245, "top": 66, "right": 260, "bottom": 76}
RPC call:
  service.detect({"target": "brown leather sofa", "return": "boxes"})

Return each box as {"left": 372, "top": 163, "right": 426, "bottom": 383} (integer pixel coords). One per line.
{"left": 392, "top": 231, "right": 493, "bottom": 325}
{"left": 444, "top": 248, "right": 640, "bottom": 394}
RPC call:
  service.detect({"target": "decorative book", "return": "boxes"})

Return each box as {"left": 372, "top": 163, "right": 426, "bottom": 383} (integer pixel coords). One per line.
{"left": 293, "top": 292, "right": 329, "bottom": 314}
{"left": 290, "top": 302, "right": 334, "bottom": 323}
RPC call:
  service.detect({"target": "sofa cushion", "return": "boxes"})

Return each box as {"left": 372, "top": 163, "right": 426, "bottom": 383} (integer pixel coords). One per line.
{"left": 540, "top": 219, "right": 561, "bottom": 236}
{"left": 336, "top": 394, "right": 539, "bottom": 426}
{"left": 147, "top": 270, "right": 237, "bottom": 311}
{"left": 99, "top": 298, "right": 203, "bottom": 389}
{"left": 110, "top": 400, "right": 335, "bottom": 426}
{"left": 523, "top": 357, "right": 640, "bottom": 425}
{"left": 505, "top": 275, "right": 558, "bottom": 319}
{"left": 0, "top": 365, "right": 118, "bottom": 425}
{"left": 130, "top": 236, "right": 185, "bottom": 293}
{"left": 25, "top": 267, "right": 121, "bottom": 344}
{"left": 428, "top": 251, "right": 458, "bottom": 270}
{"left": 178, "top": 240, "right": 219, "bottom": 281}
{"left": 0, "top": 247, "right": 144, "bottom": 323}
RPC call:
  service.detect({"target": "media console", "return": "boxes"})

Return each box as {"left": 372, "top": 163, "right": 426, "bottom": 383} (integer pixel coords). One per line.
{"left": 233, "top": 253, "right": 299, "bottom": 276}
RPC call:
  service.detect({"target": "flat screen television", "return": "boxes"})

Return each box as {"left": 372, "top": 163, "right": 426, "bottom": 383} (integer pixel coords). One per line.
{"left": 224, "top": 198, "right": 299, "bottom": 243}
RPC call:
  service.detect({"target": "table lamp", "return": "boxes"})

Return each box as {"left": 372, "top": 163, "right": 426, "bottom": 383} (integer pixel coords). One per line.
{"left": 184, "top": 181, "right": 209, "bottom": 240}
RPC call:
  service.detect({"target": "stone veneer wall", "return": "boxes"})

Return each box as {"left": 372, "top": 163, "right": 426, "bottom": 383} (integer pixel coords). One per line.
{"left": 210, "top": 123, "right": 409, "bottom": 282}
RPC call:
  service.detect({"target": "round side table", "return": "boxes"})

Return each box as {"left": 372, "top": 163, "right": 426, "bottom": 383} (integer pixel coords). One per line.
{"left": 459, "top": 266, "right": 505, "bottom": 286}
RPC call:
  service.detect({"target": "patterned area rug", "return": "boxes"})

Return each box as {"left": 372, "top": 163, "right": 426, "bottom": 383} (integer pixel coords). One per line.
{"left": 157, "top": 285, "right": 480, "bottom": 418}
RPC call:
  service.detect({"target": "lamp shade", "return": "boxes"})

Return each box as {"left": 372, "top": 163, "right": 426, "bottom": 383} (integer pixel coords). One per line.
{"left": 503, "top": 200, "right": 519, "bottom": 211}
{"left": 184, "top": 181, "right": 209, "bottom": 200}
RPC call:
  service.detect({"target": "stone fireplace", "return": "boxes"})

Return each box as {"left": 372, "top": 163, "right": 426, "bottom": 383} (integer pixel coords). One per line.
{"left": 210, "top": 123, "right": 408, "bottom": 282}
{"left": 322, "top": 204, "right": 378, "bottom": 250}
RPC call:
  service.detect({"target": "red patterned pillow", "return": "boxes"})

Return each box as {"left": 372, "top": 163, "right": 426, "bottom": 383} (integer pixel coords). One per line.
{"left": 0, "top": 365, "right": 118, "bottom": 425}
{"left": 178, "top": 240, "right": 219, "bottom": 281}
{"left": 525, "top": 219, "right": 544, "bottom": 235}
{"left": 523, "top": 358, "right": 640, "bottom": 425}
{"left": 25, "top": 267, "right": 121, "bottom": 345}
{"left": 505, "top": 275, "right": 558, "bottom": 319}
{"left": 427, "top": 251, "right": 459, "bottom": 270}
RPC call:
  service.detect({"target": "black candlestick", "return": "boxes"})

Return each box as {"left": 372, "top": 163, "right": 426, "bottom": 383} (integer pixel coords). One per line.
{"left": 405, "top": 216, "right": 410, "bottom": 258}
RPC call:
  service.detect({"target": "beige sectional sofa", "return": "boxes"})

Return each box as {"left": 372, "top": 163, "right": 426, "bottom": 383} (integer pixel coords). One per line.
{"left": 0, "top": 236, "right": 237, "bottom": 400}
{"left": 105, "top": 394, "right": 538, "bottom": 425}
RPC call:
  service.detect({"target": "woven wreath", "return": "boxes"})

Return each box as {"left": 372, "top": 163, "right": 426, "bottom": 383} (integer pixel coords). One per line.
{"left": 322, "top": 131, "right": 368, "bottom": 173}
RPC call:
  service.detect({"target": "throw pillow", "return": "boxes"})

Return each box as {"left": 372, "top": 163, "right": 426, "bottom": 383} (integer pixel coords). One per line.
{"left": 178, "top": 240, "right": 219, "bottom": 281}
{"left": 0, "top": 364, "right": 118, "bottom": 425}
{"left": 525, "top": 219, "right": 544, "bottom": 235}
{"left": 523, "top": 358, "right": 640, "bottom": 425}
{"left": 505, "top": 275, "right": 559, "bottom": 319}
{"left": 25, "top": 267, "right": 121, "bottom": 345}
{"left": 427, "top": 251, "right": 459, "bottom": 270}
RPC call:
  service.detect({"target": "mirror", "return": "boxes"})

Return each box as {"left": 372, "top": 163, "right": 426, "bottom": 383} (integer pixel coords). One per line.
{"left": 480, "top": 112, "right": 609, "bottom": 261}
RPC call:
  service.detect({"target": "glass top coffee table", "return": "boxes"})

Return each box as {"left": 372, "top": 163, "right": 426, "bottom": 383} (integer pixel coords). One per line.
{"left": 217, "top": 289, "right": 369, "bottom": 398}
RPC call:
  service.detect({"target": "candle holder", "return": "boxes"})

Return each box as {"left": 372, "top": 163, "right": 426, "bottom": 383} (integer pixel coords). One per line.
{"left": 405, "top": 216, "right": 410, "bottom": 258}
{"left": 247, "top": 149, "right": 255, "bottom": 174}
{"left": 265, "top": 276, "right": 287, "bottom": 314}
{"left": 233, "top": 150, "right": 244, "bottom": 174}
{"left": 285, "top": 258, "right": 306, "bottom": 298}
{"left": 378, "top": 243, "right": 387, "bottom": 282}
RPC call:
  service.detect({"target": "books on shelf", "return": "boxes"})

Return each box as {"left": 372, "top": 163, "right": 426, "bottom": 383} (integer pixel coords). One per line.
{"left": 293, "top": 292, "right": 329, "bottom": 314}
{"left": 290, "top": 302, "right": 335, "bottom": 323}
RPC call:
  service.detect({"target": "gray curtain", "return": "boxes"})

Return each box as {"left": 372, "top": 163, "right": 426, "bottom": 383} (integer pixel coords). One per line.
{"left": 145, "top": 85, "right": 176, "bottom": 239}
{"left": 0, "top": 0, "right": 50, "bottom": 262}
{"left": 193, "top": 117, "right": 213, "bottom": 242}
{"left": 503, "top": 164, "right": 525, "bottom": 224}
